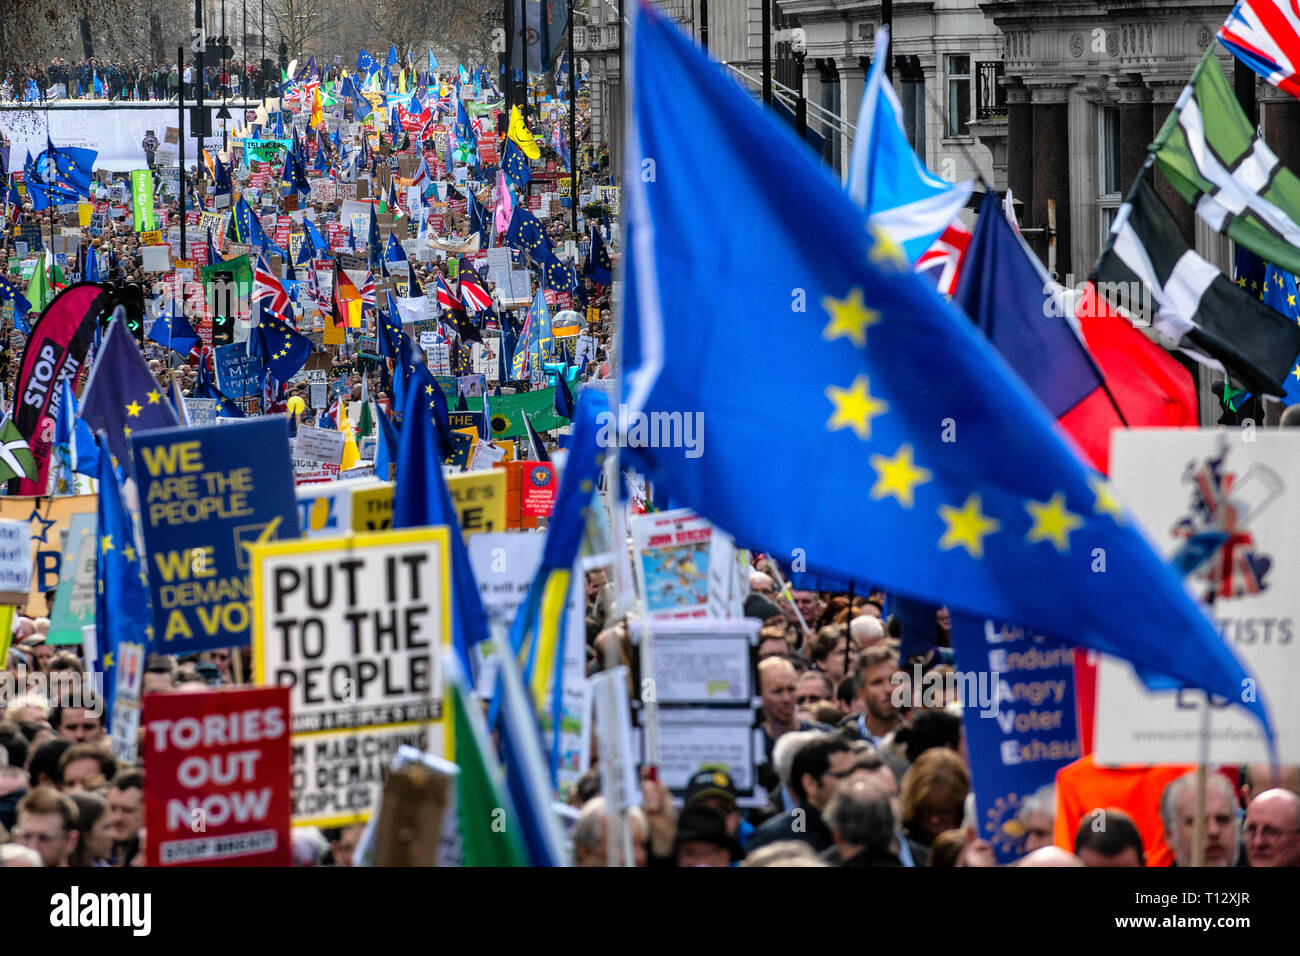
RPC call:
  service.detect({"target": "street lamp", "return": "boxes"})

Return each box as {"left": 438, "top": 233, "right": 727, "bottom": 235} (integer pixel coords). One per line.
{"left": 791, "top": 28, "right": 807, "bottom": 139}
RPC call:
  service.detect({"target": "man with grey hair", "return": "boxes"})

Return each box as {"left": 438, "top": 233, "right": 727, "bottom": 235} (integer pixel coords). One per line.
{"left": 822, "top": 779, "right": 900, "bottom": 866}
{"left": 572, "top": 797, "right": 648, "bottom": 867}
{"left": 1160, "top": 771, "right": 1240, "bottom": 866}
{"left": 1244, "top": 788, "right": 1300, "bottom": 867}
{"left": 1015, "top": 783, "right": 1056, "bottom": 859}
{"left": 849, "top": 615, "right": 886, "bottom": 650}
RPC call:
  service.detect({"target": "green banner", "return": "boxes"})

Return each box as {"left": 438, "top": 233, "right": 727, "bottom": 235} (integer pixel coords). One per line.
{"left": 131, "top": 168, "right": 156, "bottom": 232}
{"left": 466, "top": 387, "right": 567, "bottom": 438}
{"left": 244, "top": 138, "right": 292, "bottom": 164}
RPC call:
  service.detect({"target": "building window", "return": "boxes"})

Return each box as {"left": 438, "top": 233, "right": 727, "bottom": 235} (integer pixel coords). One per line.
{"left": 575, "top": 27, "right": 587, "bottom": 47}
{"left": 1099, "top": 106, "right": 1122, "bottom": 250}
{"left": 947, "top": 55, "right": 970, "bottom": 137}
{"left": 975, "top": 61, "right": 1006, "bottom": 119}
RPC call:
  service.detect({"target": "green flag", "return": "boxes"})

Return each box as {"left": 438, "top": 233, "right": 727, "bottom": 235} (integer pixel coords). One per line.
{"left": 27, "top": 253, "right": 51, "bottom": 311}
{"left": 469, "top": 387, "right": 568, "bottom": 438}
{"left": 200, "top": 253, "right": 253, "bottom": 320}
{"left": 0, "top": 417, "right": 37, "bottom": 482}
{"left": 449, "top": 666, "right": 528, "bottom": 867}
{"left": 1153, "top": 49, "right": 1300, "bottom": 276}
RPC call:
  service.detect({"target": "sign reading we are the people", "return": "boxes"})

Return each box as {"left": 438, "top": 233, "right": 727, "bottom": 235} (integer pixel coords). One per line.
{"left": 131, "top": 418, "right": 300, "bottom": 654}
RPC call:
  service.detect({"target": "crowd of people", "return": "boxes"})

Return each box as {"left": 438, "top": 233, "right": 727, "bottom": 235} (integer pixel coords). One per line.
{"left": 0, "top": 56, "right": 275, "bottom": 103}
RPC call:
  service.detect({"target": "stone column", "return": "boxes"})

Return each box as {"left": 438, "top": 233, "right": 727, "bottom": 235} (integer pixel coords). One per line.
{"left": 838, "top": 58, "right": 865, "bottom": 180}
{"left": 1028, "top": 81, "right": 1071, "bottom": 276}
{"left": 1262, "top": 94, "right": 1300, "bottom": 164}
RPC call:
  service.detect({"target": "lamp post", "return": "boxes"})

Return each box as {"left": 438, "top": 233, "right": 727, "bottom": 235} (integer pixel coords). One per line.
{"left": 792, "top": 28, "right": 807, "bottom": 139}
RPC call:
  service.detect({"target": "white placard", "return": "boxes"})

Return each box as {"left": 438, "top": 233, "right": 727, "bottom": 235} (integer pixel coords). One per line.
{"left": 1096, "top": 430, "right": 1299, "bottom": 764}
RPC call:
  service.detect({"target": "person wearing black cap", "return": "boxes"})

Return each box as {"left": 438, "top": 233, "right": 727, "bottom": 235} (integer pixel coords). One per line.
{"left": 673, "top": 804, "right": 742, "bottom": 867}
{"left": 684, "top": 769, "right": 754, "bottom": 851}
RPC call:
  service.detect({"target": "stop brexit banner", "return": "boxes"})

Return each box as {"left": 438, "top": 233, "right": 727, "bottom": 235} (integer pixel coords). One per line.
{"left": 13, "top": 283, "right": 110, "bottom": 496}
{"left": 143, "top": 685, "right": 292, "bottom": 866}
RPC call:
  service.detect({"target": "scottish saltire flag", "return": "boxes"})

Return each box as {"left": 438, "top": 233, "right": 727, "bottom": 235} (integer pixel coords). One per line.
{"left": 1262, "top": 263, "right": 1300, "bottom": 402}
{"left": 1154, "top": 48, "right": 1300, "bottom": 276}
{"left": 620, "top": 0, "right": 1272, "bottom": 733}
{"left": 95, "top": 436, "right": 154, "bottom": 727}
{"left": 1218, "top": 0, "right": 1300, "bottom": 99}
{"left": 846, "top": 27, "right": 972, "bottom": 263}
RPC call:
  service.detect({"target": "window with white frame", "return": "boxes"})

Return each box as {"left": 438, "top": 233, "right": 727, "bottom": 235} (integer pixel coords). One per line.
{"left": 947, "top": 55, "right": 971, "bottom": 137}
{"left": 1099, "top": 105, "right": 1122, "bottom": 248}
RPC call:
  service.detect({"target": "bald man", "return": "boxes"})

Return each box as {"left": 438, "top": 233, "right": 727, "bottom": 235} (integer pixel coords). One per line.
{"left": 1244, "top": 789, "right": 1300, "bottom": 867}
{"left": 1019, "top": 846, "right": 1085, "bottom": 867}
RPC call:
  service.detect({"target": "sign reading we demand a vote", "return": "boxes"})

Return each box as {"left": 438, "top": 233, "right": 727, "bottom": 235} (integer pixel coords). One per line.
{"left": 132, "top": 419, "right": 300, "bottom": 654}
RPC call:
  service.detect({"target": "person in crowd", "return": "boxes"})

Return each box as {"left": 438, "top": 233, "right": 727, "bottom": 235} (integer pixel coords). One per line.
{"left": 12, "top": 786, "right": 79, "bottom": 867}
{"left": 107, "top": 769, "right": 144, "bottom": 864}
{"left": 1074, "top": 808, "right": 1146, "bottom": 866}
{"left": 70, "top": 791, "right": 116, "bottom": 866}
{"left": 572, "top": 798, "right": 648, "bottom": 867}
{"left": 747, "top": 733, "right": 857, "bottom": 853}
{"left": 1243, "top": 789, "right": 1300, "bottom": 867}
{"left": 1160, "top": 770, "right": 1240, "bottom": 867}
{"left": 900, "top": 748, "right": 970, "bottom": 858}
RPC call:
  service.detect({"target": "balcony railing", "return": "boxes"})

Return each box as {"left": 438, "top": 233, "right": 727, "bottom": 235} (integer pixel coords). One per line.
{"left": 976, "top": 60, "right": 1007, "bottom": 119}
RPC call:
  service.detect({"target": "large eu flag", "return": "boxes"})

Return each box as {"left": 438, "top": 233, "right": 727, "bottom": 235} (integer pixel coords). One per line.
{"left": 617, "top": 1, "right": 1270, "bottom": 733}
{"left": 80, "top": 318, "right": 180, "bottom": 467}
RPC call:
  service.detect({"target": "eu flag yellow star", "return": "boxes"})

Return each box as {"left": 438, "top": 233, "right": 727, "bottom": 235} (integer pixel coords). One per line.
{"left": 825, "top": 375, "right": 888, "bottom": 441}
{"left": 1088, "top": 476, "right": 1124, "bottom": 522}
{"left": 125, "top": 400, "right": 142, "bottom": 417}
{"left": 822, "top": 287, "right": 881, "bottom": 348}
{"left": 938, "top": 494, "right": 1000, "bottom": 559}
{"left": 869, "top": 444, "right": 932, "bottom": 509}
{"left": 867, "top": 224, "right": 907, "bottom": 270}
{"left": 146, "top": 390, "right": 162, "bottom": 404}
{"left": 100, "top": 534, "right": 114, "bottom": 554}
{"left": 1024, "top": 491, "right": 1084, "bottom": 552}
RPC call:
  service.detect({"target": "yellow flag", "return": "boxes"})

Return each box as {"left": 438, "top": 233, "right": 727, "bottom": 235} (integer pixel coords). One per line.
{"left": 508, "top": 106, "right": 541, "bottom": 160}
{"left": 398, "top": 69, "right": 406, "bottom": 95}
{"left": 0, "top": 605, "right": 14, "bottom": 674}
{"left": 338, "top": 405, "right": 361, "bottom": 471}
{"left": 310, "top": 86, "right": 323, "bottom": 129}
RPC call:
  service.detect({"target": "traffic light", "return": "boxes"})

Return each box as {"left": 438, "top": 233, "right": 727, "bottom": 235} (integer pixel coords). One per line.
{"left": 99, "top": 280, "right": 147, "bottom": 343}
{"left": 278, "top": 41, "right": 289, "bottom": 73}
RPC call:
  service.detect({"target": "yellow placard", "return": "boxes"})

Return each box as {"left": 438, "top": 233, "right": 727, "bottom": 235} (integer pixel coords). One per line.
{"left": 445, "top": 470, "right": 506, "bottom": 534}
{"left": 350, "top": 483, "right": 394, "bottom": 532}
{"left": 78, "top": 203, "right": 93, "bottom": 227}
{"left": 139, "top": 230, "right": 163, "bottom": 245}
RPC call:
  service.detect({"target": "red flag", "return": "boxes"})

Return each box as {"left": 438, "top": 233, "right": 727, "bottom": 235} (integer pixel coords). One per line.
{"left": 1058, "top": 282, "right": 1197, "bottom": 473}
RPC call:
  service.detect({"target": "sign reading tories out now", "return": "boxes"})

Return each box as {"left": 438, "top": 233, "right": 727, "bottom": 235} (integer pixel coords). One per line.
{"left": 1096, "top": 429, "right": 1300, "bottom": 764}
{"left": 250, "top": 527, "right": 451, "bottom": 827}
{"left": 131, "top": 418, "right": 300, "bottom": 654}
{"left": 143, "top": 685, "right": 292, "bottom": 866}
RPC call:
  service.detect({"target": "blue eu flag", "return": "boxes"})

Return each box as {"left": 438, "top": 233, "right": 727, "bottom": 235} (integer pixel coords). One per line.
{"left": 617, "top": 2, "right": 1271, "bottom": 733}
{"left": 80, "top": 318, "right": 180, "bottom": 467}
{"left": 1262, "top": 263, "right": 1300, "bottom": 404}
{"left": 393, "top": 361, "right": 489, "bottom": 680}
{"left": 256, "top": 309, "right": 314, "bottom": 381}
{"left": 147, "top": 303, "right": 200, "bottom": 356}
{"left": 501, "top": 139, "right": 532, "bottom": 189}
{"left": 96, "top": 432, "right": 155, "bottom": 727}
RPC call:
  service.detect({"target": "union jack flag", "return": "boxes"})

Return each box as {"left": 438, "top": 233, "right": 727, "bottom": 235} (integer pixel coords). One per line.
{"left": 435, "top": 272, "right": 465, "bottom": 317}
{"left": 263, "top": 367, "right": 289, "bottom": 414}
{"left": 915, "top": 221, "right": 972, "bottom": 296}
{"left": 253, "top": 252, "right": 291, "bottom": 314}
{"left": 360, "top": 269, "right": 376, "bottom": 309}
{"left": 1218, "top": 0, "right": 1300, "bottom": 100}
{"left": 1171, "top": 446, "right": 1276, "bottom": 599}
{"left": 458, "top": 261, "right": 494, "bottom": 313}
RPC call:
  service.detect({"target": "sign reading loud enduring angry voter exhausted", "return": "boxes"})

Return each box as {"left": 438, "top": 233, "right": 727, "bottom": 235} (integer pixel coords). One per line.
{"left": 249, "top": 527, "right": 451, "bottom": 827}
{"left": 131, "top": 418, "right": 300, "bottom": 655}
{"left": 143, "top": 685, "right": 292, "bottom": 866}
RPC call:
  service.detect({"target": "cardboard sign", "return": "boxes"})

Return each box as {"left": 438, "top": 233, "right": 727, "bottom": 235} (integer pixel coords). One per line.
{"left": 520, "top": 462, "right": 557, "bottom": 519}
{"left": 46, "top": 513, "right": 97, "bottom": 645}
{"left": 251, "top": 527, "right": 451, "bottom": 827}
{"left": 1096, "top": 430, "right": 1300, "bottom": 763}
{"left": 131, "top": 418, "right": 300, "bottom": 654}
{"left": 293, "top": 424, "right": 345, "bottom": 465}
{"left": 629, "top": 509, "right": 713, "bottom": 622}
{"left": 0, "top": 496, "right": 98, "bottom": 616}
{"left": 213, "top": 343, "right": 264, "bottom": 404}
{"left": 295, "top": 481, "right": 393, "bottom": 536}
{"left": 0, "top": 519, "right": 33, "bottom": 603}
{"left": 446, "top": 470, "right": 506, "bottom": 534}
{"left": 143, "top": 686, "right": 293, "bottom": 866}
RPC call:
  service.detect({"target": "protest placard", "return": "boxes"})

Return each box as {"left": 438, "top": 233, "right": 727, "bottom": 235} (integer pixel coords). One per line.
{"left": 293, "top": 424, "right": 346, "bottom": 465}
{"left": 1095, "top": 430, "right": 1300, "bottom": 763}
{"left": 46, "top": 513, "right": 97, "bottom": 645}
{"left": 143, "top": 686, "right": 293, "bottom": 866}
{"left": 0, "top": 519, "right": 33, "bottom": 603}
{"left": 445, "top": 470, "right": 506, "bottom": 534}
{"left": 0, "top": 496, "right": 98, "bottom": 616}
{"left": 629, "top": 509, "right": 713, "bottom": 622}
{"left": 131, "top": 418, "right": 300, "bottom": 654}
{"left": 110, "top": 641, "right": 145, "bottom": 765}
{"left": 251, "top": 527, "right": 451, "bottom": 826}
